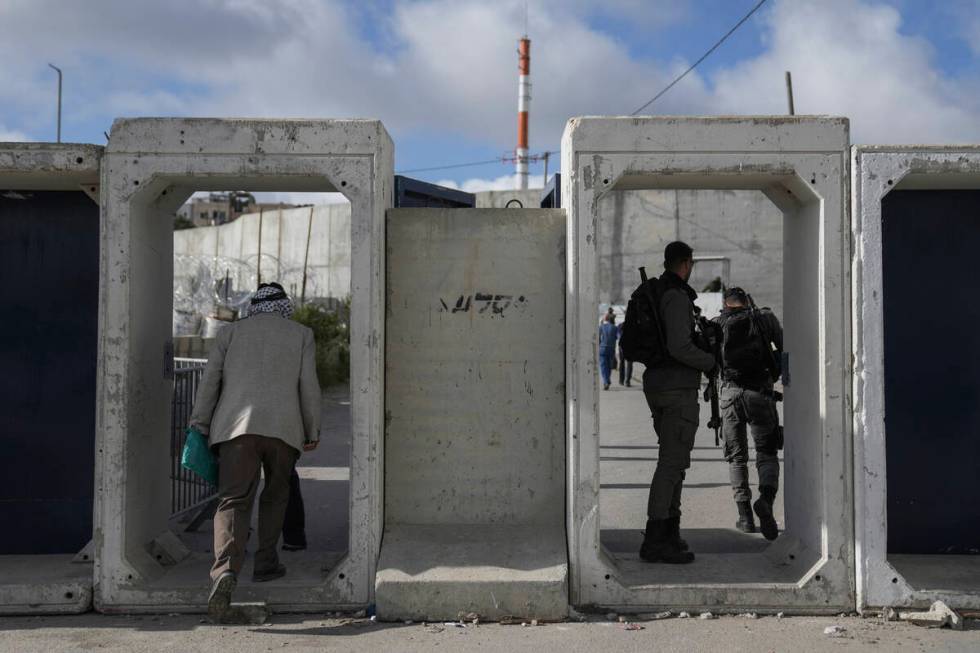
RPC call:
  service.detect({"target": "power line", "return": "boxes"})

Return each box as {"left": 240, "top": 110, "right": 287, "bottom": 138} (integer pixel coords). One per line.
{"left": 631, "top": 0, "right": 769, "bottom": 116}
{"left": 396, "top": 158, "right": 504, "bottom": 174}
{"left": 396, "top": 151, "right": 558, "bottom": 175}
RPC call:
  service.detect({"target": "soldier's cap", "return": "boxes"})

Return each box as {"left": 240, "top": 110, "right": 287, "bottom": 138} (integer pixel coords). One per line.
{"left": 724, "top": 287, "right": 748, "bottom": 303}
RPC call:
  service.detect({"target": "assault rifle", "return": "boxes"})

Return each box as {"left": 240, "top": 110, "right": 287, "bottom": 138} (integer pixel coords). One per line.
{"left": 694, "top": 308, "right": 723, "bottom": 446}
{"left": 745, "top": 293, "right": 782, "bottom": 386}
{"left": 638, "top": 266, "right": 667, "bottom": 354}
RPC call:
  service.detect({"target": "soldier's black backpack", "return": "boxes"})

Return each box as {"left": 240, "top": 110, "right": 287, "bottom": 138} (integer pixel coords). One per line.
{"left": 619, "top": 267, "right": 669, "bottom": 367}
{"left": 718, "top": 307, "right": 780, "bottom": 382}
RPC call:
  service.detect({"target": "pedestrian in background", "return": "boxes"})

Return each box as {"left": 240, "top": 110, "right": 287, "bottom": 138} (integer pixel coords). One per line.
{"left": 190, "top": 282, "right": 321, "bottom": 619}
{"left": 617, "top": 320, "right": 633, "bottom": 387}
{"left": 599, "top": 312, "right": 619, "bottom": 390}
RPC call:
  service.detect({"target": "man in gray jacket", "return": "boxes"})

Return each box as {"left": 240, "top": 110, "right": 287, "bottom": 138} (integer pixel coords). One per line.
{"left": 190, "top": 283, "right": 322, "bottom": 617}
{"left": 639, "top": 242, "right": 716, "bottom": 564}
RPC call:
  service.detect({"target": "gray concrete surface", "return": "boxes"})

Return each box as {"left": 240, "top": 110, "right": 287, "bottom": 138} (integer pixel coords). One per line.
{"left": 852, "top": 146, "right": 980, "bottom": 611}
{"left": 563, "top": 115, "right": 852, "bottom": 611}
{"left": 597, "top": 189, "right": 783, "bottom": 317}
{"left": 0, "top": 613, "right": 977, "bottom": 653}
{"left": 0, "top": 142, "right": 103, "bottom": 615}
{"left": 599, "top": 378, "right": 789, "bottom": 586}
{"left": 96, "top": 118, "right": 391, "bottom": 611}
{"left": 378, "top": 208, "right": 567, "bottom": 620}
{"left": 173, "top": 202, "right": 352, "bottom": 304}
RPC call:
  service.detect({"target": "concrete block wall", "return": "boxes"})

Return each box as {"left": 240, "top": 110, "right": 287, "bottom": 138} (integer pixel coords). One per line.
{"left": 6, "top": 116, "right": 978, "bottom": 619}
{"left": 0, "top": 142, "right": 103, "bottom": 615}
{"left": 563, "top": 116, "right": 853, "bottom": 613}
{"left": 377, "top": 208, "right": 567, "bottom": 620}
{"left": 95, "top": 118, "right": 392, "bottom": 612}
{"left": 852, "top": 146, "right": 980, "bottom": 611}
{"left": 174, "top": 202, "right": 352, "bottom": 303}
{"left": 597, "top": 189, "right": 783, "bottom": 317}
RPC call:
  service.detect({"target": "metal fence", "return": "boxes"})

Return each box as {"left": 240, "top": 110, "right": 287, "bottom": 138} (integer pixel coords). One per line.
{"left": 170, "top": 358, "right": 216, "bottom": 516}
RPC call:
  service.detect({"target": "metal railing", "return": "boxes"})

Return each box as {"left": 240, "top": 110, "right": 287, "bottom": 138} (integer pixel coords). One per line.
{"left": 170, "top": 359, "right": 216, "bottom": 516}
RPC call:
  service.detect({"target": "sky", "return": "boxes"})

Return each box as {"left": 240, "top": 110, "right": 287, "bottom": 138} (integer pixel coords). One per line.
{"left": 1, "top": 0, "right": 978, "bottom": 195}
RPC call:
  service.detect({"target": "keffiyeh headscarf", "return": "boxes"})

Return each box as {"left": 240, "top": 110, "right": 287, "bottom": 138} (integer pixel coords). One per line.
{"left": 248, "top": 283, "right": 294, "bottom": 319}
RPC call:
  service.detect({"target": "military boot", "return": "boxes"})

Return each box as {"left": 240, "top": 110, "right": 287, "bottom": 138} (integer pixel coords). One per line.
{"left": 667, "top": 516, "right": 689, "bottom": 551}
{"left": 753, "top": 486, "right": 779, "bottom": 541}
{"left": 639, "top": 519, "right": 695, "bottom": 564}
{"left": 735, "top": 501, "right": 757, "bottom": 533}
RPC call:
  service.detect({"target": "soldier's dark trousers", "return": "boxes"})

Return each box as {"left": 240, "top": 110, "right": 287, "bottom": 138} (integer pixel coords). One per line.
{"left": 643, "top": 388, "right": 700, "bottom": 520}
{"left": 720, "top": 385, "right": 780, "bottom": 503}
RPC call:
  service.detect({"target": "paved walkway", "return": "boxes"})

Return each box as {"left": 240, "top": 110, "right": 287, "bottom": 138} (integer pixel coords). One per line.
{"left": 1, "top": 612, "right": 976, "bottom": 652}
{"left": 176, "top": 385, "right": 352, "bottom": 569}
{"left": 599, "top": 370, "right": 785, "bottom": 555}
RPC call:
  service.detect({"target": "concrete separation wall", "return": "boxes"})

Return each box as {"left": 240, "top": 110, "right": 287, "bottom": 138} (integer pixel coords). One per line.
{"left": 852, "top": 145, "right": 980, "bottom": 611}
{"left": 95, "top": 118, "right": 392, "bottom": 612}
{"left": 563, "top": 116, "right": 853, "bottom": 613}
{"left": 378, "top": 208, "right": 567, "bottom": 621}
{"left": 174, "top": 202, "right": 351, "bottom": 303}
{"left": 0, "top": 142, "right": 102, "bottom": 615}
{"left": 597, "top": 189, "right": 783, "bottom": 317}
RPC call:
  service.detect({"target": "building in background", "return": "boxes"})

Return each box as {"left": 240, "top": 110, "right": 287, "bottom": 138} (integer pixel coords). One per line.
{"left": 176, "top": 191, "right": 300, "bottom": 227}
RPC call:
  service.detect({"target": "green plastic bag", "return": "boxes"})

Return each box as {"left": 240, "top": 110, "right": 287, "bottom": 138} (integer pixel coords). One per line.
{"left": 181, "top": 428, "right": 218, "bottom": 486}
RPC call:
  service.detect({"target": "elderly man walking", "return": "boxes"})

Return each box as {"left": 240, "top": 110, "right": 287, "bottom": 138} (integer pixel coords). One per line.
{"left": 190, "top": 283, "right": 321, "bottom": 618}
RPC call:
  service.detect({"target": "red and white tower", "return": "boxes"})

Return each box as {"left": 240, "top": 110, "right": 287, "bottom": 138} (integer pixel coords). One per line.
{"left": 516, "top": 36, "right": 531, "bottom": 190}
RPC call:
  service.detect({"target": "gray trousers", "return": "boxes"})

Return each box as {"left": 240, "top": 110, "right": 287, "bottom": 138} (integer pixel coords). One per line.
{"left": 643, "top": 388, "right": 700, "bottom": 520}
{"left": 720, "top": 384, "right": 780, "bottom": 503}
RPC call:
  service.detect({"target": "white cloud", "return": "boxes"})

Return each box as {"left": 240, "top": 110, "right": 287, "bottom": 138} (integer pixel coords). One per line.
{"left": 0, "top": 0, "right": 977, "bottom": 151}
{"left": 0, "top": 0, "right": 705, "bottom": 150}
{"left": 0, "top": 125, "right": 31, "bottom": 141}
{"left": 436, "top": 173, "right": 545, "bottom": 193}
{"left": 708, "top": 0, "right": 980, "bottom": 143}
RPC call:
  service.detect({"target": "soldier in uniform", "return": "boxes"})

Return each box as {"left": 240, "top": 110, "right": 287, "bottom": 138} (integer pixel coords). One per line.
{"left": 712, "top": 287, "right": 784, "bottom": 540}
{"left": 638, "top": 241, "right": 716, "bottom": 564}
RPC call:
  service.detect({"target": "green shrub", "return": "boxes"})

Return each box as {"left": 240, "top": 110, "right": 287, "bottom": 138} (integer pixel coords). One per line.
{"left": 292, "top": 299, "right": 350, "bottom": 388}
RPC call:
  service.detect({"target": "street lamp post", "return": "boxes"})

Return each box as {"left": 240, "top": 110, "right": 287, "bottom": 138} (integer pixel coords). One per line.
{"left": 48, "top": 63, "right": 62, "bottom": 143}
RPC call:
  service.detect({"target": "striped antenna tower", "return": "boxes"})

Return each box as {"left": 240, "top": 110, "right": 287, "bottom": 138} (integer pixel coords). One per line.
{"left": 515, "top": 23, "right": 531, "bottom": 190}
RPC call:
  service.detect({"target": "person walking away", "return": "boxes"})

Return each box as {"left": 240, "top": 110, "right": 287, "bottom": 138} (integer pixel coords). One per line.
{"left": 712, "top": 287, "right": 783, "bottom": 540}
{"left": 639, "top": 241, "right": 716, "bottom": 564}
{"left": 190, "top": 282, "right": 322, "bottom": 619}
{"left": 599, "top": 313, "right": 618, "bottom": 390}
{"left": 617, "top": 320, "right": 633, "bottom": 387}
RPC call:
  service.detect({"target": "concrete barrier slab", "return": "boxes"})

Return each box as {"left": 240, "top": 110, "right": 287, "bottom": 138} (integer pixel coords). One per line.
{"left": 0, "top": 143, "right": 102, "bottom": 615}
{"left": 376, "top": 524, "right": 567, "bottom": 621}
{"left": 852, "top": 146, "right": 980, "bottom": 611}
{"left": 95, "top": 118, "right": 392, "bottom": 612}
{"left": 562, "top": 116, "right": 853, "bottom": 613}
{"left": 379, "top": 208, "right": 567, "bottom": 621}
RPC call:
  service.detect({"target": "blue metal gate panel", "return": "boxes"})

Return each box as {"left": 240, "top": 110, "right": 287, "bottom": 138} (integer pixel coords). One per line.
{"left": 883, "top": 189, "right": 980, "bottom": 554}
{"left": 393, "top": 176, "right": 475, "bottom": 208}
{"left": 0, "top": 190, "right": 99, "bottom": 554}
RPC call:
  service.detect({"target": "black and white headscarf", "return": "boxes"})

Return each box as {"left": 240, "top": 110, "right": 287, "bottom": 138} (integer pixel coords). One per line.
{"left": 248, "top": 284, "right": 294, "bottom": 319}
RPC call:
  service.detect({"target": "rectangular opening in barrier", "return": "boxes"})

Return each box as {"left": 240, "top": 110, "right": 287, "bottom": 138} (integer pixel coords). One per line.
{"left": 882, "top": 188, "right": 980, "bottom": 591}
{"left": 595, "top": 183, "right": 819, "bottom": 585}
{"left": 130, "top": 186, "right": 353, "bottom": 594}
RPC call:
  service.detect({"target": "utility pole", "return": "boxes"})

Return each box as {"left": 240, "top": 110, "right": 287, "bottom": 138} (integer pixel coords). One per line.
{"left": 785, "top": 71, "right": 795, "bottom": 116}
{"left": 256, "top": 207, "right": 264, "bottom": 285}
{"left": 542, "top": 151, "right": 550, "bottom": 186}
{"left": 48, "top": 63, "right": 62, "bottom": 142}
{"left": 301, "top": 206, "right": 314, "bottom": 305}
